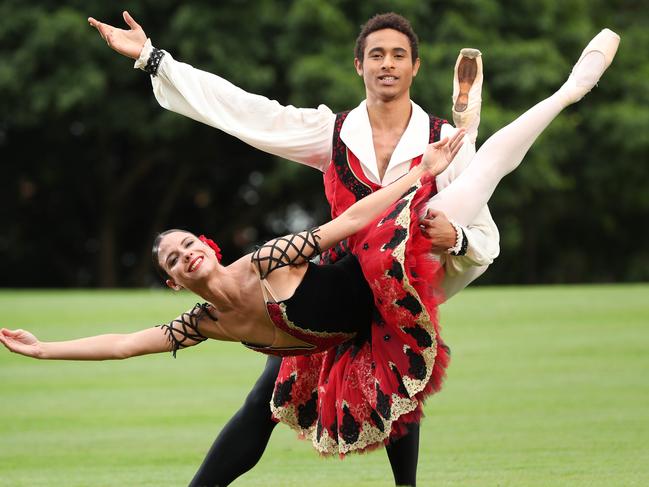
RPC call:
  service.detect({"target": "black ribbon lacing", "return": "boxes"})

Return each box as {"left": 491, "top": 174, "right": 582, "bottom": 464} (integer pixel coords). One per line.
{"left": 158, "top": 302, "right": 216, "bottom": 357}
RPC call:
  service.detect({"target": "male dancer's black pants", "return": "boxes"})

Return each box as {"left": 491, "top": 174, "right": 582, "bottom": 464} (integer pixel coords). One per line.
{"left": 189, "top": 356, "right": 420, "bottom": 487}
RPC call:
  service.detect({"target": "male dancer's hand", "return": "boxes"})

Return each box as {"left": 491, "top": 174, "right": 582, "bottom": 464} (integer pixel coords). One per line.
{"left": 420, "top": 209, "right": 457, "bottom": 253}
{"left": 88, "top": 11, "right": 147, "bottom": 60}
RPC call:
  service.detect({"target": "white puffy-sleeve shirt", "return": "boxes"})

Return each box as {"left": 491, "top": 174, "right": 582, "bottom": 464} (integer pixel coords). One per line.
{"left": 135, "top": 41, "right": 499, "bottom": 298}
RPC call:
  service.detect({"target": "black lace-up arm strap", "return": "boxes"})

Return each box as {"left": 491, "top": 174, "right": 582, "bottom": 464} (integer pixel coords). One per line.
{"left": 158, "top": 303, "right": 217, "bottom": 357}
{"left": 251, "top": 227, "right": 322, "bottom": 279}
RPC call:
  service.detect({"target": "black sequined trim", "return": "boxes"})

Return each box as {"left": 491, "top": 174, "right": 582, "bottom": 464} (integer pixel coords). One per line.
{"left": 403, "top": 325, "right": 433, "bottom": 348}
{"left": 331, "top": 111, "right": 372, "bottom": 203}
{"left": 273, "top": 375, "right": 296, "bottom": 408}
{"left": 370, "top": 409, "right": 385, "bottom": 432}
{"left": 406, "top": 348, "right": 427, "bottom": 380}
{"left": 380, "top": 199, "right": 409, "bottom": 224}
{"left": 382, "top": 228, "right": 408, "bottom": 251}
{"left": 340, "top": 405, "right": 360, "bottom": 444}
{"left": 391, "top": 363, "right": 409, "bottom": 396}
{"left": 298, "top": 391, "right": 318, "bottom": 428}
{"left": 386, "top": 259, "right": 403, "bottom": 281}
{"left": 144, "top": 47, "right": 165, "bottom": 76}
{"left": 376, "top": 384, "right": 391, "bottom": 419}
{"left": 330, "top": 417, "right": 339, "bottom": 442}
{"left": 395, "top": 292, "right": 423, "bottom": 316}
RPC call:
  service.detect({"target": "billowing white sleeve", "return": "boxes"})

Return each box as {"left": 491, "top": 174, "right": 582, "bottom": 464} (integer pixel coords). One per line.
{"left": 135, "top": 40, "right": 336, "bottom": 171}
{"left": 435, "top": 123, "right": 500, "bottom": 290}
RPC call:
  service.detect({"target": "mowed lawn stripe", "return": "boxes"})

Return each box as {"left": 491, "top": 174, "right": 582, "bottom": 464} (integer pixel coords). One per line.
{"left": 1, "top": 285, "right": 647, "bottom": 486}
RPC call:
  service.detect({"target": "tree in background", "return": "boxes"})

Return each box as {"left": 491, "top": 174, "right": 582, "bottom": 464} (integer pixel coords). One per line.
{"left": 1, "top": 0, "right": 647, "bottom": 287}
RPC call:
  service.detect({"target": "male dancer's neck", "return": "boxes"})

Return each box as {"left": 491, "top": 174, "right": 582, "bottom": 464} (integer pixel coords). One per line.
{"left": 365, "top": 93, "right": 413, "bottom": 134}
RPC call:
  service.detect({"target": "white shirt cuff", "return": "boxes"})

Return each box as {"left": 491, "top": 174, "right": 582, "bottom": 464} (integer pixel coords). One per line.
{"left": 133, "top": 38, "right": 153, "bottom": 70}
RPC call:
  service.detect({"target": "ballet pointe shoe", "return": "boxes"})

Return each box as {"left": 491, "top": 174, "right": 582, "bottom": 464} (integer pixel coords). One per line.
{"left": 452, "top": 48, "right": 483, "bottom": 143}
{"left": 559, "top": 28, "right": 620, "bottom": 105}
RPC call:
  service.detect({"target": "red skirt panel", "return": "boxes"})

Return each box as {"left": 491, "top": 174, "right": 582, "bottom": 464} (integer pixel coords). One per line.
{"left": 271, "top": 177, "right": 449, "bottom": 456}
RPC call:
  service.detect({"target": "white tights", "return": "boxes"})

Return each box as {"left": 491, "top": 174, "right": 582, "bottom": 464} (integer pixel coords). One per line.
{"left": 427, "top": 91, "right": 569, "bottom": 226}
{"left": 427, "top": 49, "right": 608, "bottom": 225}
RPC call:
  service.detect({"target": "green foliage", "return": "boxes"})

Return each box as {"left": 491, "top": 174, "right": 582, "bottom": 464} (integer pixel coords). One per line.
{"left": 1, "top": 0, "right": 647, "bottom": 286}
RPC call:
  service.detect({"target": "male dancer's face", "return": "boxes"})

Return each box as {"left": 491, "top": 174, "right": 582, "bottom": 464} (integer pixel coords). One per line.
{"left": 354, "top": 28, "right": 420, "bottom": 104}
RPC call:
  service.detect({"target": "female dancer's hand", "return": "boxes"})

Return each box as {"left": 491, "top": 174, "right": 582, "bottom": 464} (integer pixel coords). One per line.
{"left": 0, "top": 328, "right": 43, "bottom": 358}
{"left": 88, "top": 11, "right": 147, "bottom": 60}
{"left": 421, "top": 128, "right": 465, "bottom": 176}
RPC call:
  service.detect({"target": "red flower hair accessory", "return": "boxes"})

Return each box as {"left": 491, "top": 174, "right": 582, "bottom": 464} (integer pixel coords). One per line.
{"left": 198, "top": 235, "right": 222, "bottom": 262}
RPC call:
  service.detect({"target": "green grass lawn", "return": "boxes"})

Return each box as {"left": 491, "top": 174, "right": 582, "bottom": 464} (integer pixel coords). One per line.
{"left": 1, "top": 285, "right": 648, "bottom": 486}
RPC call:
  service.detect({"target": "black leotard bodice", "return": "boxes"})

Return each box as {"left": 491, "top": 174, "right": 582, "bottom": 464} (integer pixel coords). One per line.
{"left": 281, "top": 254, "right": 373, "bottom": 335}
{"left": 244, "top": 253, "right": 374, "bottom": 356}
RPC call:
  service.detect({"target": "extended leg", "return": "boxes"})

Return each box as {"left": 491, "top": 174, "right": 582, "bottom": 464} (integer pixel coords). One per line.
{"left": 189, "top": 355, "right": 282, "bottom": 487}
{"left": 385, "top": 422, "right": 420, "bottom": 487}
{"left": 427, "top": 29, "right": 620, "bottom": 226}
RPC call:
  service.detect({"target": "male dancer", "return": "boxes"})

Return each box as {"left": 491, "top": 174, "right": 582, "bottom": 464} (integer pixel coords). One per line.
{"left": 89, "top": 11, "right": 498, "bottom": 486}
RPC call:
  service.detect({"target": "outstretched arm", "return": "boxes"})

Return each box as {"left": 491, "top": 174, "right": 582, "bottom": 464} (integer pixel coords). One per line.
{"left": 252, "top": 131, "right": 464, "bottom": 276}
{"left": 88, "top": 12, "right": 335, "bottom": 170}
{"left": 0, "top": 326, "right": 170, "bottom": 360}
{"left": 0, "top": 303, "right": 217, "bottom": 360}
{"left": 88, "top": 11, "right": 146, "bottom": 60}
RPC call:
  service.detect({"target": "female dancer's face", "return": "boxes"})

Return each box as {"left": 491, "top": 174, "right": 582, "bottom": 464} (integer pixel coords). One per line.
{"left": 157, "top": 231, "right": 217, "bottom": 290}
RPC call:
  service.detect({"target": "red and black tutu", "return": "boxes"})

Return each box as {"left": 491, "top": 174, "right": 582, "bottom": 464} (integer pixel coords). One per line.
{"left": 271, "top": 177, "right": 449, "bottom": 456}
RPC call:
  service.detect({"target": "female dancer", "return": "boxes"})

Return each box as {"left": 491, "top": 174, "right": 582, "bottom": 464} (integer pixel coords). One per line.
{"left": 1, "top": 24, "right": 619, "bottom": 472}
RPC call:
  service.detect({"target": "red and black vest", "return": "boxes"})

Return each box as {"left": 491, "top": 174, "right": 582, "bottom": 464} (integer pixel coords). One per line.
{"left": 320, "top": 110, "right": 447, "bottom": 262}
{"left": 323, "top": 111, "right": 447, "bottom": 219}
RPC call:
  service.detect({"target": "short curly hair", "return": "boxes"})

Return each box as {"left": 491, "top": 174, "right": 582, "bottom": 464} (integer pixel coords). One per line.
{"left": 354, "top": 12, "right": 419, "bottom": 63}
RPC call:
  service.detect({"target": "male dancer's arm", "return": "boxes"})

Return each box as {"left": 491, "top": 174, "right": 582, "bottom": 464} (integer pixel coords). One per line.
{"left": 89, "top": 13, "right": 498, "bottom": 280}
{"left": 135, "top": 42, "right": 499, "bottom": 277}
{"left": 89, "top": 12, "right": 335, "bottom": 170}
{"left": 136, "top": 40, "right": 336, "bottom": 170}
